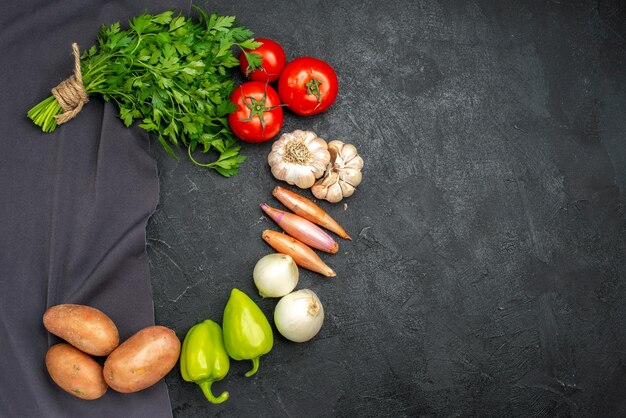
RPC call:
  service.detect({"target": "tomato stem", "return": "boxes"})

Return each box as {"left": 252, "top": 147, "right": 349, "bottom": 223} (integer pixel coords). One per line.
{"left": 239, "top": 83, "right": 283, "bottom": 136}
{"left": 306, "top": 77, "right": 323, "bottom": 109}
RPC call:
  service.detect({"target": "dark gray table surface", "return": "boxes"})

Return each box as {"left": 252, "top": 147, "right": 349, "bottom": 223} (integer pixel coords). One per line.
{"left": 145, "top": 0, "right": 626, "bottom": 416}
{"left": 2, "top": 0, "right": 624, "bottom": 417}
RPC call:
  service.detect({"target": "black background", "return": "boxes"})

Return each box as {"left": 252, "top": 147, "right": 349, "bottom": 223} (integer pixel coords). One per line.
{"left": 147, "top": 0, "right": 626, "bottom": 416}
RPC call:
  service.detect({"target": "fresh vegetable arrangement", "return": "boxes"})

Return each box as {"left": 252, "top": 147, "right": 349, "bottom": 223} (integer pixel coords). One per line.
{"left": 36, "top": 5, "right": 367, "bottom": 410}
{"left": 227, "top": 48, "right": 339, "bottom": 147}
{"left": 178, "top": 288, "right": 273, "bottom": 404}
{"left": 176, "top": 245, "right": 330, "bottom": 405}
{"left": 260, "top": 184, "right": 353, "bottom": 275}
{"left": 268, "top": 131, "right": 364, "bottom": 202}
{"left": 42, "top": 304, "right": 180, "bottom": 399}
{"left": 263, "top": 229, "right": 336, "bottom": 277}
{"left": 27, "top": 7, "right": 263, "bottom": 176}
{"left": 26, "top": 5, "right": 344, "bottom": 177}
{"left": 176, "top": 186, "right": 354, "bottom": 405}
{"left": 254, "top": 185, "right": 355, "bottom": 346}
{"left": 272, "top": 186, "right": 351, "bottom": 239}
{"left": 261, "top": 203, "right": 339, "bottom": 253}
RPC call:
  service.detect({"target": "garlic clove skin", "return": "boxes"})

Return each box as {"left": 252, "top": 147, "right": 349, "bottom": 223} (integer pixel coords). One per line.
{"left": 267, "top": 148, "right": 284, "bottom": 167}
{"left": 312, "top": 171, "right": 344, "bottom": 203}
{"left": 325, "top": 182, "right": 345, "bottom": 203}
{"left": 343, "top": 145, "right": 360, "bottom": 162}
{"left": 338, "top": 167, "right": 362, "bottom": 187}
{"left": 301, "top": 130, "right": 318, "bottom": 144}
{"left": 290, "top": 166, "right": 317, "bottom": 189}
{"left": 329, "top": 141, "right": 358, "bottom": 163}
{"left": 310, "top": 183, "right": 327, "bottom": 200}
{"left": 339, "top": 181, "right": 355, "bottom": 198}
{"left": 311, "top": 151, "right": 330, "bottom": 174}
{"left": 311, "top": 174, "right": 330, "bottom": 200}
{"left": 345, "top": 155, "right": 364, "bottom": 170}
{"left": 307, "top": 138, "right": 331, "bottom": 178}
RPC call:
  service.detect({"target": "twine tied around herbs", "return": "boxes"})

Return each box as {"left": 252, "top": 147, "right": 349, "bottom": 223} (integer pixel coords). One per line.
{"left": 50, "top": 43, "right": 89, "bottom": 125}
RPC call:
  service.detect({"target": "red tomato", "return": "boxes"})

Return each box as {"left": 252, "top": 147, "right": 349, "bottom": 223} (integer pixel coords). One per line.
{"left": 228, "top": 81, "right": 284, "bottom": 143}
{"left": 278, "top": 57, "right": 338, "bottom": 116}
{"left": 239, "top": 38, "right": 287, "bottom": 83}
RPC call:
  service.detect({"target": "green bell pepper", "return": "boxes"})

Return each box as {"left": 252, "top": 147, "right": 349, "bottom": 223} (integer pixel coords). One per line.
{"left": 180, "top": 319, "right": 230, "bottom": 404}
{"left": 222, "top": 288, "right": 273, "bottom": 377}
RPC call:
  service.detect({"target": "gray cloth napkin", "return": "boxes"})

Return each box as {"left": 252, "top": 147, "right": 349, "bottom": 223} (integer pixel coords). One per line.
{"left": 0, "top": 1, "right": 182, "bottom": 416}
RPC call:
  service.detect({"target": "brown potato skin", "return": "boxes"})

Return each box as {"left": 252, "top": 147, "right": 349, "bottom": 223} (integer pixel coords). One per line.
{"left": 45, "top": 343, "right": 108, "bottom": 400}
{"left": 43, "top": 304, "right": 119, "bottom": 356}
{"left": 103, "top": 325, "right": 181, "bottom": 393}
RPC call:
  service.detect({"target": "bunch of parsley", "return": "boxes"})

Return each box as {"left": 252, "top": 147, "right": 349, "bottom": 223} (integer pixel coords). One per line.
{"left": 27, "top": 7, "right": 262, "bottom": 176}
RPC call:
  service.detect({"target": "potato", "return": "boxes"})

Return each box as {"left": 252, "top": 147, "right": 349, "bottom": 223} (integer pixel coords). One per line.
{"left": 43, "top": 304, "right": 119, "bottom": 356}
{"left": 45, "top": 343, "right": 108, "bottom": 400}
{"left": 103, "top": 325, "right": 180, "bottom": 393}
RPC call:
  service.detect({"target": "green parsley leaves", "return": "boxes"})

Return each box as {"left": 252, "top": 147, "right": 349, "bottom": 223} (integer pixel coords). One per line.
{"left": 27, "top": 7, "right": 262, "bottom": 176}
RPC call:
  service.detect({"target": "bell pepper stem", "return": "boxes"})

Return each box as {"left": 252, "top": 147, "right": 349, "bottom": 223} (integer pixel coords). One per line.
{"left": 198, "top": 380, "right": 229, "bottom": 404}
{"left": 245, "top": 357, "right": 260, "bottom": 377}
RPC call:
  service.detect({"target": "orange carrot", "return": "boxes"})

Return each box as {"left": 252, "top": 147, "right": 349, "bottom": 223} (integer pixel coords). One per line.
{"left": 272, "top": 186, "right": 351, "bottom": 240}
{"left": 261, "top": 203, "right": 339, "bottom": 254}
{"left": 262, "top": 230, "right": 336, "bottom": 277}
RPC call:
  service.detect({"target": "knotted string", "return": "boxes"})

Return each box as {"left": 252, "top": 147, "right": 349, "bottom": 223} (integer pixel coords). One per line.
{"left": 51, "top": 43, "right": 89, "bottom": 125}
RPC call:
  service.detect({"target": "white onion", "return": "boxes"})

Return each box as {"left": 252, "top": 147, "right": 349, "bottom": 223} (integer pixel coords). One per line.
{"left": 253, "top": 253, "right": 299, "bottom": 298}
{"left": 274, "top": 289, "right": 324, "bottom": 343}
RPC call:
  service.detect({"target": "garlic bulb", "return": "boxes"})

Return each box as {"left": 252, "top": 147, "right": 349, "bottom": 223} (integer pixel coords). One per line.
{"left": 253, "top": 253, "right": 299, "bottom": 298}
{"left": 268, "top": 130, "right": 330, "bottom": 189}
{"left": 312, "top": 140, "right": 363, "bottom": 203}
{"left": 274, "top": 289, "right": 324, "bottom": 343}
